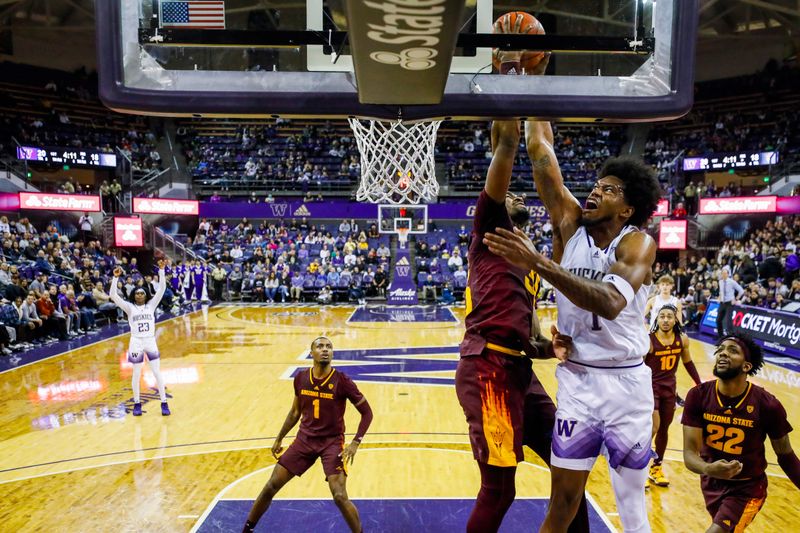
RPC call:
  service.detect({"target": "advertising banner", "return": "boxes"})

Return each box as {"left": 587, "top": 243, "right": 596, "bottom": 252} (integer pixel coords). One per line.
{"left": 114, "top": 217, "right": 144, "bottom": 247}
{"left": 700, "top": 301, "right": 800, "bottom": 360}
{"left": 654, "top": 199, "right": 669, "bottom": 217}
{"left": 200, "top": 200, "right": 548, "bottom": 221}
{"left": 19, "top": 192, "right": 101, "bottom": 212}
{"left": 133, "top": 197, "right": 199, "bottom": 215}
{"left": 659, "top": 219, "right": 687, "bottom": 249}
{"left": 387, "top": 248, "right": 418, "bottom": 305}
{"left": 699, "top": 196, "right": 777, "bottom": 215}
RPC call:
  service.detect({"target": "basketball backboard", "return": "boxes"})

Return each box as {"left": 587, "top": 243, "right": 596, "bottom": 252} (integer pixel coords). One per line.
{"left": 96, "top": 0, "right": 697, "bottom": 122}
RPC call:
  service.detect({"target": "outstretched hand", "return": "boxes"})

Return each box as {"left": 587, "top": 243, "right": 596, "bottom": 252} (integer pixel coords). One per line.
{"left": 483, "top": 227, "right": 542, "bottom": 271}
{"left": 112, "top": 267, "right": 122, "bottom": 278}
{"left": 551, "top": 325, "right": 573, "bottom": 362}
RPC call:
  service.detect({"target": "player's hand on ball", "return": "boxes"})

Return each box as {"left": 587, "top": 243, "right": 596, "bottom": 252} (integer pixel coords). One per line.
{"left": 705, "top": 459, "right": 743, "bottom": 479}
{"left": 339, "top": 441, "right": 360, "bottom": 466}
{"left": 271, "top": 439, "right": 284, "bottom": 459}
{"left": 113, "top": 267, "right": 122, "bottom": 278}
{"left": 484, "top": 227, "right": 541, "bottom": 271}
{"left": 551, "top": 325, "right": 573, "bottom": 362}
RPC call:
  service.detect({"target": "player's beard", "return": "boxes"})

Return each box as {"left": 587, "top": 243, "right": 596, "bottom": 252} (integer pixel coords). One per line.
{"left": 509, "top": 206, "right": 530, "bottom": 227}
{"left": 713, "top": 362, "right": 743, "bottom": 380}
{"left": 578, "top": 211, "right": 614, "bottom": 227}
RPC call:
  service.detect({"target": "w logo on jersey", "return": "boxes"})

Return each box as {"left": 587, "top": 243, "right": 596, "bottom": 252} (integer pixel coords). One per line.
{"left": 557, "top": 419, "right": 577, "bottom": 438}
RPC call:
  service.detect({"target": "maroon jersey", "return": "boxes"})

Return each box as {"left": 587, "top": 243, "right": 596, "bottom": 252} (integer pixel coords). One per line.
{"left": 294, "top": 368, "right": 364, "bottom": 438}
{"left": 461, "top": 191, "right": 541, "bottom": 357}
{"left": 682, "top": 380, "right": 792, "bottom": 480}
{"left": 645, "top": 331, "right": 684, "bottom": 385}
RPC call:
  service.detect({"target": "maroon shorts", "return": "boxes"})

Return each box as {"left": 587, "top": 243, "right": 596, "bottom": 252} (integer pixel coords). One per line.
{"left": 652, "top": 379, "right": 676, "bottom": 410}
{"left": 701, "top": 475, "right": 767, "bottom": 531}
{"left": 456, "top": 349, "right": 555, "bottom": 467}
{"left": 277, "top": 434, "right": 346, "bottom": 479}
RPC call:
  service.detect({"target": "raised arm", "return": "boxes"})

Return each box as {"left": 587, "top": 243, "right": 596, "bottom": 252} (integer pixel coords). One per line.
{"left": 484, "top": 121, "right": 521, "bottom": 202}
{"left": 150, "top": 262, "right": 167, "bottom": 308}
{"left": 525, "top": 121, "right": 582, "bottom": 241}
{"left": 483, "top": 228, "right": 655, "bottom": 320}
{"left": 109, "top": 268, "right": 132, "bottom": 315}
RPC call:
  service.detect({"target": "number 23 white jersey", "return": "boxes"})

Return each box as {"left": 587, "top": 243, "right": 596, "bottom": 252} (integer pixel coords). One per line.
{"left": 110, "top": 270, "right": 166, "bottom": 339}
{"left": 555, "top": 226, "right": 651, "bottom": 367}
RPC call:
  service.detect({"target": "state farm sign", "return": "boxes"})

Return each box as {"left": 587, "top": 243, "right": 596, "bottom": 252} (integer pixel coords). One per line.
{"left": 114, "top": 217, "right": 143, "bottom": 247}
{"left": 133, "top": 197, "right": 199, "bottom": 215}
{"left": 654, "top": 199, "right": 669, "bottom": 217}
{"left": 659, "top": 219, "right": 687, "bottom": 250}
{"left": 19, "top": 192, "right": 101, "bottom": 212}
{"left": 699, "top": 196, "right": 777, "bottom": 215}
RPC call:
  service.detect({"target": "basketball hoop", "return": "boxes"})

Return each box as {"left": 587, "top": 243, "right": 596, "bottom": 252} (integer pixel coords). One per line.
{"left": 348, "top": 118, "right": 441, "bottom": 205}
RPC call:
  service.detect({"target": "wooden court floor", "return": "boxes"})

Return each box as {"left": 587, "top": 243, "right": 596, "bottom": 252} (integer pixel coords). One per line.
{"left": 0, "top": 304, "right": 797, "bottom": 532}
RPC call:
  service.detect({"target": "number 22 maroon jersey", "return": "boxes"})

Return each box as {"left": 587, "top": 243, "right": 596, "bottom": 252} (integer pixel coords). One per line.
{"left": 682, "top": 380, "right": 792, "bottom": 480}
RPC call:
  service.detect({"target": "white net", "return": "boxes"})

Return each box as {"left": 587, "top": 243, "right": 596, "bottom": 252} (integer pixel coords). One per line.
{"left": 348, "top": 118, "right": 442, "bottom": 205}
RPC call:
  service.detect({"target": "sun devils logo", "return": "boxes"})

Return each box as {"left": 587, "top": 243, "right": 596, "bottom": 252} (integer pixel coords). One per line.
{"left": 747, "top": 405, "right": 754, "bottom": 413}
{"left": 328, "top": 384, "right": 333, "bottom": 390}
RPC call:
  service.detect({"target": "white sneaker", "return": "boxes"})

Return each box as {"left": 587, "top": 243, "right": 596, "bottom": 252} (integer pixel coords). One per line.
{"left": 1, "top": 347, "right": 11, "bottom": 355}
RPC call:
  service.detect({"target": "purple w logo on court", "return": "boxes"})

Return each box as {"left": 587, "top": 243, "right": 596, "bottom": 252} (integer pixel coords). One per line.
{"left": 557, "top": 419, "right": 577, "bottom": 437}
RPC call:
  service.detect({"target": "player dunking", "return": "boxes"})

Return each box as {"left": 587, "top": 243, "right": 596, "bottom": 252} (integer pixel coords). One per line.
{"left": 682, "top": 334, "right": 800, "bottom": 532}
{"left": 110, "top": 260, "right": 170, "bottom": 416}
{"left": 456, "top": 115, "right": 588, "bottom": 532}
{"left": 644, "top": 304, "right": 701, "bottom": 488}
{"left": 242, "top": 337, "right": 373, "bottom": 533}
{"left": 484, "top": 121, "right": 661, "bottom": 532}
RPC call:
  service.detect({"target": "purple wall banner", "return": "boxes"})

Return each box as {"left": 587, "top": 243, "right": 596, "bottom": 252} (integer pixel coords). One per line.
{"left": 387, "top": 248, "right": 418, "bottom": 305}
{"left": 199, "top": 200, "right": 548, "bottom": 221}
{"left": 700, "top": 301, "right": 800, "bottom": 360}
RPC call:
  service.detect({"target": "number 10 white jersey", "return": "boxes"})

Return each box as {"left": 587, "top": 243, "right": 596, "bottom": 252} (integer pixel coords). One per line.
{"left": 110, "top": 270, "right": 166, "bottom": 339}
{"left": 555, "top": 226, "right": 651, "bottom": 367}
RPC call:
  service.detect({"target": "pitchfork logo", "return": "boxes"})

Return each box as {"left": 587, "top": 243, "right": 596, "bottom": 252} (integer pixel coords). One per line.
{"left": 395, "top": 256, "right": 410, "bottom": 277}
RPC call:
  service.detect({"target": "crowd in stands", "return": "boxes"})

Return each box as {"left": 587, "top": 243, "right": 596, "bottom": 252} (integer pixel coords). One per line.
{"left": 654, "top": 216, "right": 800, "bottom": 327}
{"left": 179, "top": 119, "right": 362, "bottom": 194}
{"left": 439, "top": 122, "right": 625, "bottom": 193}
{"left": 0, "top": 214, "right": 175, "bottom": 355}
{"left": 0, "top": 62, "right": 161, "bottom": 198}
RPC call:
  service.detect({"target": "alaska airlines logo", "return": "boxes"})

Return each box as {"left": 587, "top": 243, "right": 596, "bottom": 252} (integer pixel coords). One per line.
{"left": 556, "top": 419, "right": 577, "bottom": 437}
{"left": 285, "top": 346, "right": 460, "bottom": 386}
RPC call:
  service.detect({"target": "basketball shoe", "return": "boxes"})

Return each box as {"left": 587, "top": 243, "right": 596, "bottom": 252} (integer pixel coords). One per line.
{"left": 132, "top": 402, "right": 142, "bottom": 416}
{"left": 649, "top": 463, "right": 669, "bottom": 487}
{"left": 161, "top": 402, "right": 171, "bottom": 416}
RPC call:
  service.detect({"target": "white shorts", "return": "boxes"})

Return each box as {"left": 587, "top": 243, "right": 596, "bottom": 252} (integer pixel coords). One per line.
{"left": 128, "top": 337, "right": 160, "bottom": 364}
{"left": 551, "top": 361, "right": 654, "bottom": 471}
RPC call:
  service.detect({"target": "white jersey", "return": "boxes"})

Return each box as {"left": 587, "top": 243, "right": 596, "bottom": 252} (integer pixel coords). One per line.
{"left": 110, "top": 269, "right": 166, "bottom": 339}
{"left": 648, "top": 294, "right": 679, "bottom": 328}
{"left": 556, "top": 226, "right": 651, "bottom": 367}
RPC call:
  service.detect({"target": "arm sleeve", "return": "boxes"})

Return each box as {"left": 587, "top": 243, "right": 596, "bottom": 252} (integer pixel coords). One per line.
{"left": 150, "top": 269, "right": 167, "bottom": 309}
{"left": 734, "top": 281, "right": 745, "bottom": 297}
{"left": 776, "top": 451, "right": 800, "bottom": 489}
{"left": 682, "top": 360, "right": 702, "bottom": 386}
{"left": 109, "top": 277, "right": 131, "bottom": 315}
{"left": 354, "top": 399, "right": 373, "bottom": 441}
{"left": 681, "top": 386, "right": 704, "bottom": 428}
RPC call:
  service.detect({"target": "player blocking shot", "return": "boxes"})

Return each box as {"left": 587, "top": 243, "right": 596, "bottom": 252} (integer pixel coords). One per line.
{"left": 682, "top": 334, "right": 800, "bottom": 532}
{"left": 644, "top": 304, "right": 702, "bottom": 488}
{"left": 243, "top": 337, "right": 373, "bottom": 533}
{"left": 484, "top": 120, "right": 662, "bottom": 532}
{"left": 110, "top": 259, "right": 170, "bottom": 416}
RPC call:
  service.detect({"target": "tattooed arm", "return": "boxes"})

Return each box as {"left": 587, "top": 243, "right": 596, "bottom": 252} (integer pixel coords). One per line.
{"left": 525, "top": 121, "right": 582, "bottom": 260}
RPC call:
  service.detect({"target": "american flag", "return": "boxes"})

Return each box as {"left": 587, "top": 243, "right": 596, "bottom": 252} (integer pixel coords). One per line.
{"left": 160, "top": 1, "right": 226, "bottom": 29}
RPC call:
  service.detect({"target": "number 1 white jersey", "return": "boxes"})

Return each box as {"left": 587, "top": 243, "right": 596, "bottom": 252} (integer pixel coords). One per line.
{"left": 555, "top": 226, "right": 651, "bottom": 367}
{"left": 110, "top": 269, "right": 166, "bottom": 339}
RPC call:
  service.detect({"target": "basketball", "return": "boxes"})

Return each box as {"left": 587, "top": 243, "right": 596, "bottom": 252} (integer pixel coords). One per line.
{"left": 492, "top": 11, "right": 546, "bottom": 74}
